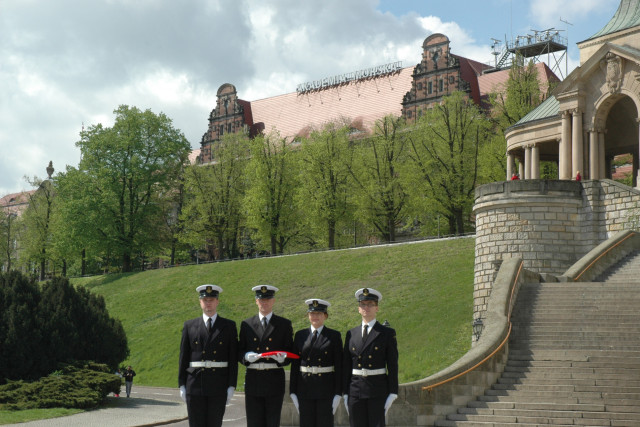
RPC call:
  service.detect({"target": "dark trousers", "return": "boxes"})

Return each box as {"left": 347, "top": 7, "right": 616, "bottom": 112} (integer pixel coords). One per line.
{"left": 245, "top": 393, "right": 284, "bottom": 427}
{"left": 186, "top": 394, "right": 226, "bottom": 427}
{"left": 348, "top": 395, "right": 386, "bottom": 427}
{"left": 299, "top": 397, "right": 333, "bottom": 427}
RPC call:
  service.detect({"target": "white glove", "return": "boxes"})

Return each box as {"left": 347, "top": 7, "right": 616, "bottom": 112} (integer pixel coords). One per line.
{"left": 384, "top": 393, "right": 398, "bottom": 415}
{"left": 290, "top": 393, "right": 299, "bottom": 414}
{"left": 226, "top": 386, "right": 234, "bottom": 405}
{"left": 179, "top": 385, "right": 186, "bottom": 402}
{"left": 332, "top": 394, "right": 341, "bottom": 414}
{"left": 270, "top": 352, "right": 287, "bottom": 364}
{"left": 343, "top": 394, "right": 349, "bottom": 415}
{"left": 245, "top": 351, "right": 260, "bottom": 363}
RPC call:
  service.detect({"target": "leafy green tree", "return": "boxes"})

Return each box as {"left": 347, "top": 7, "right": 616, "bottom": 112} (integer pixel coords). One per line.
{"left": 406, "top": 92, "right": 491, "bottom": 235}
{"left": 0, "top": 210, "right": 20, "bottom": 272}
{"left": 181, "top": 132, "right": 250, "bottom": 259}
{"left": 348, "top": 116, "right": 409, "bottom": 242}
{"left": 57, "top": 105, "right": 191, "bottom": 272}
{"left": 244, "top": 132, "right": 300, "bottom": 254}
{"left": 298, "top": 122, "right": 354, "bottom": 249}
{"left": 18, "top": 177, "right": 57, "bottom": 280}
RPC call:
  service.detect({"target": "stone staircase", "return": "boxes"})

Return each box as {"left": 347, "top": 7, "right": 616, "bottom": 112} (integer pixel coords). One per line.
{"left": 436, "top": 254, "right": 640, "bottom": 426}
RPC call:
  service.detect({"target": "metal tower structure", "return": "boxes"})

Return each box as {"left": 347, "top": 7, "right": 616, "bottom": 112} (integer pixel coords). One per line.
{"left": 490, "top": 28, "right": 568, "bottom": 78}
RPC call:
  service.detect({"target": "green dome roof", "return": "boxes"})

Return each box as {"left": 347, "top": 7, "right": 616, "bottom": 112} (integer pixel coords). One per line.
{"left": 585, "top": 0, "right": 640, "bottom": 41}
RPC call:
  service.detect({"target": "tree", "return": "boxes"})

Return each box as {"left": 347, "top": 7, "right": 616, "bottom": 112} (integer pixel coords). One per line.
{"left": 244, "top": 132, "right": 300, "bottom": 254}
{"left": 181, "top": 132, "right": 250, "bottom": 260}
{"left": 348, "top": 116, "right": 409, "bottom": 242}
{"left": 57, "top": 105, "right": 191, "bottom": 272}
{"left": 0, "top": 210, "right": 19, "bottom": 272}
{"left": 298, "top": 121, "right": 354, "bottom": 249}
{"left": 406, "top": 92, "right": 491, "bottom": 235}
{"left": 18, "top": 177, "right": 56, "bottom": 280}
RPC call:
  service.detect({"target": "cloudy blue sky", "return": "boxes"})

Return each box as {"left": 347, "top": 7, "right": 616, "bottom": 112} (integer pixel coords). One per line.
{"left": 0, "top": 0, "right": 619, "bottom": 195}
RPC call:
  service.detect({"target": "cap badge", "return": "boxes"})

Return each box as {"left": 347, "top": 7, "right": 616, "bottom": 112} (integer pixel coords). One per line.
{"left": 363, "top": 288, "right": 369, "bottom": 296}
{"left": 313, "top": 300, "right": 318, "bottom": 307}
{"left": 206, "top": 287, "right": 213, "bottom": 294}
{"left": 261, "top": 286, "right": 267, "bottom": 293}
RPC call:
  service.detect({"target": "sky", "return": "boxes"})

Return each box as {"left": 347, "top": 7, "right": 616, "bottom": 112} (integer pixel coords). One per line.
{"left": 0, "top": 0, "right": 619, "bottom": 196}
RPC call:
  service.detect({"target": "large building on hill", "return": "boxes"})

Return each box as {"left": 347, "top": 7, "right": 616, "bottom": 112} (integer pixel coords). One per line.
{"left": 196, "top": 33, "right": 560, "bottom": 163}
{"left": 505, "top": 0, "right": 640, "bottom": 184}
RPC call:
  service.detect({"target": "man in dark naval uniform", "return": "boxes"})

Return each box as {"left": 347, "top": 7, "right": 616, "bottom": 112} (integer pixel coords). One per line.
{"left": 179, "top": 284, "right": 238, "bottom": 427}
{"left": 290, "top": 298, "right": 343, "bottom": 427}
{"left": 343, "top": 287, "right": 398, "bottom": 427}
{"left": 238, "top": 285, "right": 294, "bottom": 427}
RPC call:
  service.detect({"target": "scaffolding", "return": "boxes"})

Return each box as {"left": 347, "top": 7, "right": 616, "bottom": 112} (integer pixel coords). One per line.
{"left": 489, "top": 28, "right": 568, "bottom": 78}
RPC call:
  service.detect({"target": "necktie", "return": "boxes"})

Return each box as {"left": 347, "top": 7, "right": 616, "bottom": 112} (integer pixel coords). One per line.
{"left": 362, "top": 324, "right": 369, "bottom": 341}
{"left": 310, "top": 330, "right": 318, "bottom": 346}
{"left": 262, "top": 317, "right": 268, "bottom": 330}
{"left": 207, "top": 317, "right": 213, "bottom": 333}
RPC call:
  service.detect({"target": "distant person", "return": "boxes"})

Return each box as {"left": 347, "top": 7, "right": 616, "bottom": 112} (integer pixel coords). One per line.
{"left": 238, "top": 285, "right": 294, "bottom": 427}
{"left": 290, "top": 298, "right": 342, "bottom": 427}
{"left": 123, "top": 366, "right": 136, "bottom": 398}
{"left": 511, "top": 173, "right": 519, "bottom": 180}
{"left": 575, "top": 170, "right": 582, "bottom": 181}
{"left": 114, "top": 369, "right": 123, "bottom": 397}
{"left": 343, "top": 288, "right": 398, "bottom": 427}
{"left": 179, "top": 284, "right": 238, "bottom": 427}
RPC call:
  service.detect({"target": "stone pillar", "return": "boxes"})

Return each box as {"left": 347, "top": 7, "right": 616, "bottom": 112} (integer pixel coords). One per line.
{"left": 506, "top": 152, "right": 514, "bottom": 180}
{"left": 599, "top": 131, "right": 606, "bottom": 178}
{"left": 572, "top": 109, "right": 583, "bottom": 180}
{"left": 524, "top": 145, "right": 532, "bottom": 179}
{"left": 589, "top": 129, "right": 599, "bottom": 179}
{"left": 637, "top": 119, "right": 640, "bottom": 188}
{"left": 560, "top": 111, "right": 572, "bottom": 179}
{"left": 531, "top": 145, "right": 540, "bottom": 179}
{"left": 518, "top": 160, "right": 524, "bottom": 179}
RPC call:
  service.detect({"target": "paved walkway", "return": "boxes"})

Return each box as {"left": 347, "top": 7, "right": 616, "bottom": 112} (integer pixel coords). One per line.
{"left": 8, "top": 386, "right": 245, "bottom": 427}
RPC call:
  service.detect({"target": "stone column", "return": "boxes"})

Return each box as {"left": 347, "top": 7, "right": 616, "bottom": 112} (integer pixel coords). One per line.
{"left": 598, "top": 130, "right": 606, "bottom": 179}
{"left": 589, "top": 129, "right": 599, "bottom": 179}
{"left": 637, "top": 119, "right": 640, "bottom": 188}
{"left": 560, "top": 111, "right": 572, "bottom": 179}
{"left": 524, "top": 145, "right": 532, "bottom": 179}
{"left": 531, "top": 144, "right": 540, "bottom": 179}
{"left": 518, "top": 159, "right": 524, "bottom": 179}
{"left": 506, "top": 152, "right": 514, "bottom": 180}
{"left": 571, "top": 109, "right": 583, "bottom": 180}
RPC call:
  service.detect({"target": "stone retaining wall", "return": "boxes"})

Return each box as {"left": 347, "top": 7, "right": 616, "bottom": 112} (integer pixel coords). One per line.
{"left": 473, "top": 179, "right": 640, "bottom": 317}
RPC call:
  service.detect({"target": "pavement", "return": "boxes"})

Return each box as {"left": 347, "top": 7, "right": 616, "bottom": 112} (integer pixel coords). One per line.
{"left": 9, "top": 386, "right": 247, "bottom": 427}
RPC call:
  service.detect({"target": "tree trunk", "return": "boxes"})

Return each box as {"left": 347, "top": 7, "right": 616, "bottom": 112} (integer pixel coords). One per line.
{"left": 81, "top": 249, "right": 86, "bottom": 276}
{"left": 328, "top": 220, "right": 336, "bottom": 249}
{"left": 122, "top": 252, "right": 132, "bottom": 273}
{"left": 270, "top": 234, "right": 277, "bottom": 255}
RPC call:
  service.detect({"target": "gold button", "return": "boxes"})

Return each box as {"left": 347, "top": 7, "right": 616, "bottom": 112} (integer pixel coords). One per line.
{"left": 214, "top": 351, "right": 217, "bottom": 354}
{"left": 318, "top": 374, "right": 322, "bottom": 377}
{"left": 358, "top": 356, "right": 362, "bottom": 359}
{"left": 352, "top": 347, "right": 356, "bottom": 351}
{"left": 325, "top": 351, "right": 328, "bottom": 354}
{"left": 375, "top": 347, "right": 378, "bottom": 350}
{"left": 266, "top": 347, "right": 270, "bottom": 350}
{"left": 219, "top": 342, "right": 223, "bottom": 345}
{"left": 369, "top": 355, "right": 372, "bottom": 359}
{"left": 358, "top": 364, "right": 362, "bottom": 367}
{"left": 195, "top": 341, "right": 198, "bottom": 345}
{"left": 369, "top": 364, "right": 372, "bottom": 367}
{"left": 254, "top": 338, "right": 257, "bottom": 341}
{"left": 269, "top": 338, "right": 272, "bottom": 341}
{"left": 318, "top": 358, "right": 321, "bottom": 361}
{"left": 257, "top": 347, "right": 260, "bottom": 351}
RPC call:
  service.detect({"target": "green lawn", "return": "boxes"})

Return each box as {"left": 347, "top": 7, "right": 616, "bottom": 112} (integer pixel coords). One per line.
{"left": 73, "top": 237, "right": 475, "bottom": 388}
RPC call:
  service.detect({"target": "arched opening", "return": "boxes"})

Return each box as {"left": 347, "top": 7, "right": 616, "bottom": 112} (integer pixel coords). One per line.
{"left": 605, "top": 96, "right": 639, "bottom": 186}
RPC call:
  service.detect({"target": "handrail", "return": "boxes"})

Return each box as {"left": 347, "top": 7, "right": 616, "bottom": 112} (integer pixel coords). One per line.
{"left": 573, "top": 232, "right": 634, "bottom": 281}
{"left": 422, "top": 260, "right": 522, "bottom": 392}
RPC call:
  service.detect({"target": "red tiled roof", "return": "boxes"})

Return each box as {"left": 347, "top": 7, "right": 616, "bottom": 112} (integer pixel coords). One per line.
{"left": 249, "top": 66, "right": 415, "bottom": 139}
{"left": 477, "top": 62, "right": 560, "bottom": 99}
{"left": 0, "top": 190, "right": 35, "bottom": 216}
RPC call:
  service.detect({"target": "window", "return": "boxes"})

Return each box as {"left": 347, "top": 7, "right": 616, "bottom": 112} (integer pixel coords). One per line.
{"left": 227, "top": 123, "right": 232, "bottom": 133}
{"left": 219, "top": 125, "right": 224, "bottom": 136}
{"left": 439, "top": 79, "right": 444, "bottom": 92}
{"left": 428, "top": 81, "right": 433, "bottom": 94}
{"left": 407, "top": 111, "right": 412, "bottom": 119}
{"left": 417, "top": 82, "right": 423, "bottom": 91}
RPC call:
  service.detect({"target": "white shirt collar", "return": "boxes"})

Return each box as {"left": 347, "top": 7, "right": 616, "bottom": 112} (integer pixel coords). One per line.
{"left": 362, "top": 319, "right": 376, "bottom": 329}
{"left": 203, "top": 313, "right": 218, "bottom": 325}
{"left": 311, "top": 325, "right": 324, "bottom": 335}
{"left": 259, "top": 312, "right": 273, "bottom": 322}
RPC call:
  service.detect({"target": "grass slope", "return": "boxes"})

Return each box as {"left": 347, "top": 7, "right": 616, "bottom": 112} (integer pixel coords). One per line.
{"left": 74, "top": 237, "right": 475, "bottom": 388}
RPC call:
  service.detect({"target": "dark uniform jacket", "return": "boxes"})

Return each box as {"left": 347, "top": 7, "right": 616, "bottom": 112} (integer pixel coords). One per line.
{"left": 238, "top": 313, "right": 294, "bottom": 396}
{"left": 343, "top": 321, "right": 398, "bottom": 399}
{"left": 290, "top": 326, "right": 342, "bottom": 399}
{"left": 179, "top": 315, "right": 238, "bottom": 396}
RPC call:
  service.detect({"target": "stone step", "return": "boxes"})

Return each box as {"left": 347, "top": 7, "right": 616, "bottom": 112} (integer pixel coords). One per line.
{"left": 482, "top": 389, "right": 640, "bottom": 402}
{"left": 503, "top": 365, "right": 640, "bottom": 376}
{"left": 490, "top": 383, "right": 640, "bottom": 394}
{"left": 507, "top": 349, "right": 640, "bottom": 361}
{"left": 506, "top": 359, "right": 640, "bottom": 369}
{"left": 501, "top": 369, "right": 640, "bottom": 380}
{"left": 444, "top": 410, "right": 640, "bottom": 425}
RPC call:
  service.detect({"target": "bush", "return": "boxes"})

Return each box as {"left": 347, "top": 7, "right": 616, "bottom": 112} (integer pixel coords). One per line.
{"left": 0, "top": 362, "right": 121, "bottom": 410}
{"left": 0, "top": 272, "right": 129, "bottom": 383}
